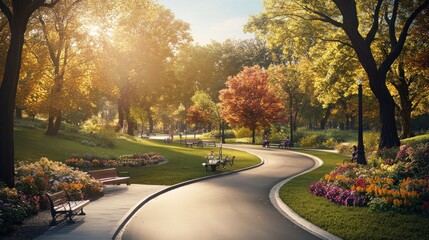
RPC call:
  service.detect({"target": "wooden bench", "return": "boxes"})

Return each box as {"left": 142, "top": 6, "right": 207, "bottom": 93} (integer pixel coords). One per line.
{"left": 46, "top": 190, "right": 90, "bottom": 226}
{"left": 88, "top": 168, "right": 130, "bottom": 185}
{"left": 202, "top": 140, "right": 216, "bottom": 147}
{"left": 202, "top": 156, "right": 235, "bottom": 172}
{"left": 185, "top": 139, "right": 203, "bottom": 148}
{"left": 268, "top": 140, "right": 289, "bottom": 149}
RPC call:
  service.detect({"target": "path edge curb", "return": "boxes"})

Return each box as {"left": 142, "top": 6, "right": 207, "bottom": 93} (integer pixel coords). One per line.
{"left": 269, "top": 151, "right": 343, "bottom": 240}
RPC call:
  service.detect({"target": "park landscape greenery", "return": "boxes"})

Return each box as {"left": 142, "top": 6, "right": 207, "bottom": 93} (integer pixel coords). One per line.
{"left": 1, "top": 0, "right": 429, "bottom": 239}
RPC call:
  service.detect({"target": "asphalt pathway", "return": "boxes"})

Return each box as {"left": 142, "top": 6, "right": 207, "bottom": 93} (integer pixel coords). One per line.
{"left": 121, "top": 145, "right": 321, "bottom": 240}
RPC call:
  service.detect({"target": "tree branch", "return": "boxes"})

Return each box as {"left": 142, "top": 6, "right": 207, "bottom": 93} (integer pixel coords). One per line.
{"left": 0, "top": 1, "right": 12, "bottom": 21}
{"left": 315, "top": 37, "right": 353, "bottom": 48}
{"left": 380, "top": 0, "right": 429, "bottom": 74}
{"left": 384, "top": 0, "right": 399, "bottom": 48}
{"left": 365, "top": 0, "right": 383, "bottom": 44}
{"left": 301, "top": 5, "right": 343, "bottom": 28}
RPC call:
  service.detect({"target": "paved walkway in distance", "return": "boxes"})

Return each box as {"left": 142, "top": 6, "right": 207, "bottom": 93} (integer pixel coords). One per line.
{"left": 35, "top": 184, "right": 167, "bottom": 240}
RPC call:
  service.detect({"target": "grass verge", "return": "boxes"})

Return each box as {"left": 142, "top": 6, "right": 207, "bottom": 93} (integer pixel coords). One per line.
{"left": 14, "top": 128, "right": 260, "bottom": 185}
{"left": 279, "top": 149, "right": 429, "bottom": 240}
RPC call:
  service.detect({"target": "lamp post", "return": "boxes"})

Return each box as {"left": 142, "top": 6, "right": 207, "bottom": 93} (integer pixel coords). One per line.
{"left": 357, "top": 78, "right": 367, "bottom": 165}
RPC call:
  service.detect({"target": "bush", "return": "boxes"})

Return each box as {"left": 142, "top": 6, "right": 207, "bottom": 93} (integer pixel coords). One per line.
{"left": 235, "top": 137, "right": 253, "bottom": 144}
{"left": 14, "top": 118, "right": 38, "bottom": 129}
{"left": 299, "top": 134, "right": 327, "bottom": 148}
{"left": 90, "top": 129, "right": 116, "bottom": 148}
{"left": 336, "top": 142, "right": 355, "bottom": 155}
{"left": 206, "top": 129, "right": 235, "bottom": 139}
{"left": 363, "top": 131, "right": 379, "bottom": 152}
{"left": 233, "top": 127, "right": 252, "bottom": 138}
{"left": 322, "top": 138, "right": 338, "bottom": 149}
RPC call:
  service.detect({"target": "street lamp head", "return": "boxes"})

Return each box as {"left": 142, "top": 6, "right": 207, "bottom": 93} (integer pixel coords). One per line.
{"left": 357, "top": 77, "right": 363, "bottom": 86}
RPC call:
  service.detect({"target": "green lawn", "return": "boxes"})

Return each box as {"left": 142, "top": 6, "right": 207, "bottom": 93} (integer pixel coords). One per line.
{"left": 280, "top": 150, "right": 429, "bottom": 240}
{"left": 14, "top": 128, "right": 260, "bottom": 185}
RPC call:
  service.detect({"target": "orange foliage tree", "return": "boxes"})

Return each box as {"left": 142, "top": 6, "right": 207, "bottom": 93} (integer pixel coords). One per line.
{"left": 219, "top": 65, "right": 285, "bottom": 144}
{"left": 186, "top": 105, "right": 209, "bottom": 136}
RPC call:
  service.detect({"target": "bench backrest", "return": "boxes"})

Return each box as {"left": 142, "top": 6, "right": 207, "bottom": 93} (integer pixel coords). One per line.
{"left": 47, "top": 190, "right": 69, "bottom": 207}
{"left": 88, "top": 168, "right": 118, "bottom": 179}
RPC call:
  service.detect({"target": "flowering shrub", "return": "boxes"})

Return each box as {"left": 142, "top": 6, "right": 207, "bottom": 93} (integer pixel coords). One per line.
{"left": 65, "top": 152, "right": 165, "bottom": 168}
{"left": 309, "top": 143, "right": 429, "bottom": 214}
{"left": 1, "top": 158, "right": 104, "bottom": 235}
{"left": 0, "top": 184, "right": 38, "bottom": 233}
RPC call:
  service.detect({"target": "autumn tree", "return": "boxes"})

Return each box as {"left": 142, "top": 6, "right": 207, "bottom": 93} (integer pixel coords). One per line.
{"left": 247, "top": 0, "right": 429, "bottom": 149}
{"left": 219, "top": 65, "right": 285, "bottom": 144}
{"left": 186, "top": 105, "right": 208, "bottom": 135}
{"left": 0, "top": 0, "right": 59, "bottom": 187}
{"left": 190, "top": 91, "right": 220, "bottom": 133}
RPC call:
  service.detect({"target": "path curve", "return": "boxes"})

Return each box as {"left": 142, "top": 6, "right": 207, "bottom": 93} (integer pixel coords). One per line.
{"left": 119, "top": 145, "right": 323, "bottom": 240}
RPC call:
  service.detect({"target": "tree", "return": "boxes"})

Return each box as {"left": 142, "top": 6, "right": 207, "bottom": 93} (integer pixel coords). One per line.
{"left": 190, "top": 90, "right": 220, "bottom": 134}
{"left": 0, "top": 0, "right": 59, "bottom": 187}
{"left": 386, "top": 9, "right": 429, "bottom": 138}
{"left": 247, "top": 0, "right": 429, "bottom": 149}
{"left": 219, "top": 65, "right": 285, "bottom": 144}
{"left": 100, "top": 0, "right": 190, "bottom": 135}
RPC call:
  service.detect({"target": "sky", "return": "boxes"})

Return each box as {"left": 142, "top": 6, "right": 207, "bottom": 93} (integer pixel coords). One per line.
{"left": 157, "top": 0, "right": 263, "bottom": 45}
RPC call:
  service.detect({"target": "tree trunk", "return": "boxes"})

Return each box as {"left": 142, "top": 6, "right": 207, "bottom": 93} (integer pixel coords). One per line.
{"left": 54, "top": 112, "right": 62, "bottom": 134}
{"left": 395, "top": 61, "right": 414, "bottom": 139}
{"left": 320, "top": 105, "right": 332, "bottom": 130}
{"left": 46, "top": 116, "right": 55, "bottom": 135}
{"left": 399, "top": 109, "right": 413, "bottom": 139}
{"left": 147, "top": 107, "right": 154, "bottom": 133}
{"left": 251, "top": 128, "right": 256, "bottom": 144}
{"left": 46, "top": 111, "right": 61, "bottom": 136}
{"left": 116, "top": 98, "right": 124, "bottom": 132}
{"left": 127, "top": 120, "right": 135, "bottom": 136}
{"left": 15, "top": 107, "right": 23, "bottom": 119}
{"left": 0, "top": 17, "right": 27, "bottom": 187}
{"left": 373, "top": 81, "right": 400, "bottom": 149}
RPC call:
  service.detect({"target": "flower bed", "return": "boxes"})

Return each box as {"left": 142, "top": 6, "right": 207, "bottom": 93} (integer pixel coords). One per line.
{"left": 0, "top": 158, "right": 104, "bottom": 234}
{"left": 309, "top": 143, "right": 429, "bottom": 214}
{"left": 65, "top": 152, "right": 165, "bottom": 168}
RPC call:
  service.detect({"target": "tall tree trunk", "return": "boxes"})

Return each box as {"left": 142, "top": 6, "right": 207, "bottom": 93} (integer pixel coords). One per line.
{"left": 54, "top": 112, "right": 62, "bottom": 134}
{"left": 0, "top": 15, "right": 27, "bottom": 187}
{"left": 146, "top": 107, "right": 154, "bottom": 133}
{"left": 46, "top": 116, "right": 55, "bottom": 135}
{"left": 15, "top": 107, "right": 22, "bottom": 118}
{"left": 399, "top": 109, "right": 412, "bottom": 139}
{"left": 46, "top": 111, "right": 61, "bottom": 136}
{"left": 117, "top": 98, "right": 124, "bottom": 132}
{"left": 0, "top": 0, "right": 59, "bottom": 187}
{"left": 320, "top": 105, "right": 333, "bottom": 130}
{"left": 395, "top": 61, "right": 414, "bottom": 139}
{"left": 123, "top": 101, "right": 134, "bottom": 136}
{"left": 251, "top": 128, "right": 256, "bottom": 144}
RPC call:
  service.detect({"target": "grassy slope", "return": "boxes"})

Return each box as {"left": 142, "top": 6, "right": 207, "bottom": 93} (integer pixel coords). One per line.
{"left": 14, "top": 128, "right": 260, "bottom": 185}
{"left": 280, "top": 149, "right": 429, "bottom": 240}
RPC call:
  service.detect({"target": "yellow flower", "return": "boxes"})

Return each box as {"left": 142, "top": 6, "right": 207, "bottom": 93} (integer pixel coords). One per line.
{"left": 324, "top": 174, "right": 331, "bottom": 181}
{"left": 393, "top": 199, "right": 402, "bottom": 206}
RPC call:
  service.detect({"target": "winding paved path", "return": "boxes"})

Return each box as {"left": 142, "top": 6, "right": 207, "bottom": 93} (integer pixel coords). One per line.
{"left": 121, "top": 145, "right": 321, "bottom": 240}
